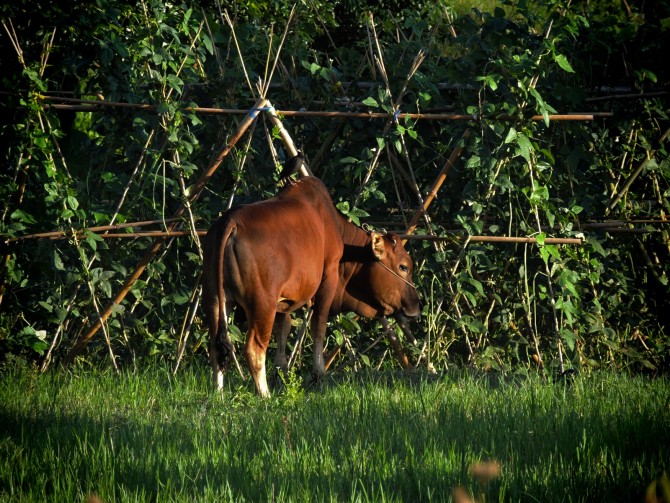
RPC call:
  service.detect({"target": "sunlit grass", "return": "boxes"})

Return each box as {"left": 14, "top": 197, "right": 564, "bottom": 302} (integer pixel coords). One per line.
{"left": 1, "top": 365, "right": 668, "bottom": 502}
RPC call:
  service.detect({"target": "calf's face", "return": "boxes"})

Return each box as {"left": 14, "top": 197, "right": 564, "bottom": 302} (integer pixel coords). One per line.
{"left": 368, "top": 233, "right": 421, "bottom": 319}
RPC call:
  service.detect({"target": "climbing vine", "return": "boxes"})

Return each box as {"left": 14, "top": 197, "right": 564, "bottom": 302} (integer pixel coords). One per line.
{"left": 1, "top": 0, "right": 668, "bottom": 374}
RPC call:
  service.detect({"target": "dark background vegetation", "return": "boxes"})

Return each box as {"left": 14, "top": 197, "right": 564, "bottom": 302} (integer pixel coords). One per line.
{"left": 1, "top": 0, "right": 669, "bottom": 375}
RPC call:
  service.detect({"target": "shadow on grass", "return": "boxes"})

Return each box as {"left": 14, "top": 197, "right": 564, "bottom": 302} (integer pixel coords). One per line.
{"left": 1, "top": 365, "right": 668, "bottom": 502}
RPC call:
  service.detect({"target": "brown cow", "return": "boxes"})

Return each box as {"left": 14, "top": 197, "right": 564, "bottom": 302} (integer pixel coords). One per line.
{"left": 202, "top": 176, "right": 420, "bottom": 397}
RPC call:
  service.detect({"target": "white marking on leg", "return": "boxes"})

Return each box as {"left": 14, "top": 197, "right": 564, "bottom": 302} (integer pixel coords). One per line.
{"left": 257, "top": 364, "right": 270, "bottom": 398}
{"left": 216, "top": 370, "right": 224, "bottom": 390}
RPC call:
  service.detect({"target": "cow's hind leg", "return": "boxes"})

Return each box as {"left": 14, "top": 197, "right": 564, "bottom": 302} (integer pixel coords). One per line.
{"left": 243, "top": 309, "right": 274, "bottom": 398}
{"left": 209, "top": 300, "right": 236, "bottom": 390}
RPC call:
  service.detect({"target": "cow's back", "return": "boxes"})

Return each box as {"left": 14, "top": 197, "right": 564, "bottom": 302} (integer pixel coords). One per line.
{"left": 204, "top": 177, "right": 345, "bottom": 313}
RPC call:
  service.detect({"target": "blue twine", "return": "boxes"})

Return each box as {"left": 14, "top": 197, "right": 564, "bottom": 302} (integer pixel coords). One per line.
{"left": 248, "top": 106, "right": 275, "bottom": 119}
{"left": 393, "top": 109, "right": 402, "bottom": 123}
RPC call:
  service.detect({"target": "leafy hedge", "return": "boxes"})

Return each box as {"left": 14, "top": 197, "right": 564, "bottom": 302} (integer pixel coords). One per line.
{"left": 1, "top": 0, "right": 668, "bottom": 374}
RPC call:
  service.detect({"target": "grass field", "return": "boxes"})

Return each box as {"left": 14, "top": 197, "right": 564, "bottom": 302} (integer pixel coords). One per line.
{"left": 0, "top": 364, "right": 668, "bottom": 502}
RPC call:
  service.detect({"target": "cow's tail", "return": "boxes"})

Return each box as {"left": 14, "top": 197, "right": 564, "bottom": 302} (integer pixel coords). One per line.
{"left": 214, "top": 221, "right": 237, "bottom": 371}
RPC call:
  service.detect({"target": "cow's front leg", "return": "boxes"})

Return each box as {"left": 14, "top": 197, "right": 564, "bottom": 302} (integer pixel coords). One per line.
{"left": 310, "top": 307, "right": 328, "bottom": 379}
{"left": 311, "top": 272, "right": 338, "bottom": 381}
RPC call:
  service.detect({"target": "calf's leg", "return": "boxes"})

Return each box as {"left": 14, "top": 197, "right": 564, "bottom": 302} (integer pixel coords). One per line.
{"left": 273, "top": 312, "right": 291, "bottom": 375}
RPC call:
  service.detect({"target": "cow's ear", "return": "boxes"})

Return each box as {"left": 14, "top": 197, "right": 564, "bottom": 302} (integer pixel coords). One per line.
{"left": 371, "top": 232, "right": 386, "bottom": 260}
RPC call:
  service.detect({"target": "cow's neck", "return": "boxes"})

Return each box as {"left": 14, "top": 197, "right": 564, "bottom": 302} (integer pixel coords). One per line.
{"left": 335, "top": 213, "right": 372, "bottom": 259}
{"left": 332, "top": 216, "right": 385, "bottom": 317}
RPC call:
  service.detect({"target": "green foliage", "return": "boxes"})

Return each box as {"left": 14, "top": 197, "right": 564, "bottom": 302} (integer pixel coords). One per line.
{"left": 0, "top": 0, "right": 668, "bottom": 375}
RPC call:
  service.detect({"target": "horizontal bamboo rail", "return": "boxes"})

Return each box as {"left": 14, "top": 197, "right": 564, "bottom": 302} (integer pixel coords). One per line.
{"left": 585, "top": 90, "right": 668, "bottom": 102}
{"left": 10, "top": 229, "right": 588, "bottom": 244}
{"left": 11, "top": 220, "right": 667, "bottom": 244}
{"left": 36, "top": 95, "right": 612, "bottom": 122}
{"left": 4, "top": 218, "right": 184, "bottom": 243}
{"left": 400, "top": 235, "right": 583, "bottom": 245}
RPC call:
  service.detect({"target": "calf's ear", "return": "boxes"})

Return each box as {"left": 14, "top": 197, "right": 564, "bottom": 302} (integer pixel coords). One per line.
{"left": 371, "top": 232, "right": 386, "bottom": 260}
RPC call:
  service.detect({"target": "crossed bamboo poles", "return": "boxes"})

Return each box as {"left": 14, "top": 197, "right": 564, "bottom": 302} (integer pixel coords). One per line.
{"left": 12, "top": 96, "right": 625, "bottom": 365}
{"left": 23, "top": 102, "right": 665, "bottom": 368}
{"left": 58, "top": 99, "right": 467, "bottom": 365}
{"left": 62, "top": 98, "right": 270, "bottom": 364}
{"left": 57, "top": 105, "right": 584, "bottom": 367}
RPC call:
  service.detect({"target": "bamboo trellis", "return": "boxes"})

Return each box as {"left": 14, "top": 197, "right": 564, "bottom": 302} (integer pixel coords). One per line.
{"left": 9, "top": 8, "right": 661, "bottom": 372}
{"left": 23, "top": 79, "right": 615, "bottom": 367}
{"left": 34, "top": 94, "right": 613, "bottom": 122}
{"left": 46, "top": 101, "right": 591, "bottom": 367}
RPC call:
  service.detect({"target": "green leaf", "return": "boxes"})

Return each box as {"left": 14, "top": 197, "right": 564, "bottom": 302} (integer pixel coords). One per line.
{"left": 11, "top": 210, "right": 37, "bottom": 225}
{"left": 530, "top": 185, "right": 549, "bottom": 204}
{"left": 466, "top": 276, "right": 485, "bottom": 296}
{"left": 516, "top": 133, "right": 533, "bottom": 162}
{"left": 418, "top": 92, "right": 431, "bottom": 103}
{"left": 555, "top": 53, "right": 575, "bottom": 73}
{"left": 561, "top": 329, "right": 576, "bottom": 351}
{"left": 85, "top": 231, "right": 104, "bottom": 252}
{"left": 504, "top": 128, "right": 517, "bottom": 144}
{"left": 462, "top": 289, "right": 478, "bottom": 307}
{"left": 336, "top": 201, "right": 350, "bottom": 213}
{"left": 559, "top": 268, "right": 580, "bottom": 298}
{"left": 546, "top": 209, "right": 555, "bottom": 228}
{"left": 54, "top": 250, "right": 66, "bottom": 271}
{"left": 66, "top": 196, "right": 79, "bottom": 211}
{"left": 202, "top": 34, "right": 214, "bottom": 54}
{"left": 539, "top": 246, "right": 550, "bottom": 264}
{"left": 362, "top": 97, "right": 378, "bottom": 107}
{"left": 545, "top": 244, "right": 560, "bottom": 261}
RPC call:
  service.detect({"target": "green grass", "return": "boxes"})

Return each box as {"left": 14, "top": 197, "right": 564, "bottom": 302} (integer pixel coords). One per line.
{"left": 0, "top": 365, "right": 668, "bottom": 502}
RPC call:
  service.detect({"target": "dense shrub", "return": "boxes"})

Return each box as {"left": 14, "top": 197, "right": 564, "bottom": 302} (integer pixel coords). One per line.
{"left": 1, "top": 0, "right": 668, "bottom": 374}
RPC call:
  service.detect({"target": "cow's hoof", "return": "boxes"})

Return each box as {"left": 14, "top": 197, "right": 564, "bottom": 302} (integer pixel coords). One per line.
{"left": 308, "top": 372, "right": 327, "bottom": 391}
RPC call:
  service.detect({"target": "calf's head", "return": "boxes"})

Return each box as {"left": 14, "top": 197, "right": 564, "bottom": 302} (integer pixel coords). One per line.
{"left": 367, "top": 232, "right": 421, "bottom": 319}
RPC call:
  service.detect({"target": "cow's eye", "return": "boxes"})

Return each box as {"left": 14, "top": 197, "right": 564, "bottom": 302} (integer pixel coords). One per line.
{"left": 399, "top": 264, "right": 409, "bottom": 273}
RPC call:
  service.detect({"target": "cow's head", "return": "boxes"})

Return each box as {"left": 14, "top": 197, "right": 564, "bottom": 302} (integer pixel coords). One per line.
{"left": 367, "top": 232, "right": 421, "bottom": 319}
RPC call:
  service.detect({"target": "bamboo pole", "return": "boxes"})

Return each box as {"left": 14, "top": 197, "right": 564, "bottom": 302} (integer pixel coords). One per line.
{"left": 585, "top": 90, "right": 668, "bottom": 102}
{"left": 264, "top": 106, "right": 313, "bottom": 176}
{"left": 5, "top": 218, "right": 184, "bottom": 243}
{"left": 62, "top": 97, "right": 269, "bottom": 365}
{"left": 16, "top": 220, "right": 667, "bottom": 243}
{"left": 9, "top": 230, "right": 590, "bottom": 243}
{"left": 36, "top": 96, "right": 611, "bottom": 121}
{"left": 606, "top": 126, "right": 670, "bottom": 215}
{"left": 404, "top": 129, "right": 472, "bottom": 239}
{"left": 400, "top": 235, "right": 583, "bottom": 245}
{"left": 19, "top": 81, "right": 661, "bottom": 96}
